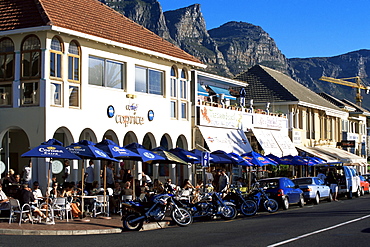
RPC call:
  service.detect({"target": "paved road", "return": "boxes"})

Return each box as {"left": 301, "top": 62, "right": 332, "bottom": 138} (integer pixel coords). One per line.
{"left": 1, "top": 195, "right": 370, "bottom": 247}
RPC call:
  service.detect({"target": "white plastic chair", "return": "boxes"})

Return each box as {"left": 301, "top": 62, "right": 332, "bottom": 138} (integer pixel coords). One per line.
{"left": 9, "top": 198, "right": 31, "bottom": 225}
{"left": 95, "top": 195, "right": 109, "bottom": 217}
{"left": 53, "top": 197, "right": 72, "bottom": 222}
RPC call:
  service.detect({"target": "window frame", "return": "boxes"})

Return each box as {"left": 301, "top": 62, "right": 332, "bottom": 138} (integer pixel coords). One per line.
{"left": 135, "top": 65, "right": 163, "bottom": 95}
{"left": 68, "top": 40, "right": 81, "bottom": 83}
{"left": 88, "top": 55, "right": 125, "bottom": 89}
{"left": 0, "top": 83, "right": 12, "bottom": 106}
{"left": 21, "top": 81, "right": 39, "bottom": 106}
{"left": 50, "top": 81, "right": 62, "bottom": 106}
{"left": 21, "top": 35, "right": 41, "bottom": 80}
{"left": 0, "top": 38, "right": 14, "bottom": 81}
{"left": 50, "top": 36, "right": 63, "bottom": 79}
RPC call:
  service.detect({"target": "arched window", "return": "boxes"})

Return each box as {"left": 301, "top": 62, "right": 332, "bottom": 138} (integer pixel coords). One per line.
{"left": 170, "top": 66, "right": 178, "bottom": 119}
{"left": 21, "top": 35, "right": 41, "bottom": 79}
{"left": 68, "top": 40, "right": 80, "bottom": 82}
{"left": 50, "top": 36, "right": 63, "bottom": 78}
{"left": 170, "top": 66, "right": 177, "bottom": 97}
{"left": 180, "top": 69, "right": 187, "bottom": 99}
{"left": 0, "top": 38, "right": 14, "bottom": 80}
{"left": 68, "top": 41, "right": 81, "bottom": 108}
{"left": 179, "top": 69, "right": 188, "bottom": 119}
{"left": 21, "top": 35, "right": 40, "bottom": 105}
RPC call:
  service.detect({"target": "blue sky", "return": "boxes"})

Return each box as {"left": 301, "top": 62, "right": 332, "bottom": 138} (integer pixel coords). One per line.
{"left": 159, "top": 0, "right": 370, "bottom": 58}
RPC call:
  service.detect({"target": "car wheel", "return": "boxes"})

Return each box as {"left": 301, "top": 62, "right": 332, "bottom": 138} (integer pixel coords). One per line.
{"left": 347, "top": 187, "right": 353, "bottom": 199}
{"left": 313, "top": 193, "right": 320, "bottom": 205}
{"left": 282, "top": 197, "right": 289, "bottom": 210}
{"left": 360, "top": 187, "right": 365, "bottom": 196}
{"left": 327, "top": 193, "right": 333, "bottom": 202}
{"left": 298, "top": 195, "right": 305, "bottom": 207}
{"left": 355, "top": 187, "right": 361, "bottom": 197}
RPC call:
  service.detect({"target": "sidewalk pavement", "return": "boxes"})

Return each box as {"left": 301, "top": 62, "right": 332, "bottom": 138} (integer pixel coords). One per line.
{"left": 0, "top": 214, "right": 170, "bottom": 235}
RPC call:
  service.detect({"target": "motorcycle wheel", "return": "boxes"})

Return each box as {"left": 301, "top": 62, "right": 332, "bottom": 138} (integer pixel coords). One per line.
{"left": 220, "top": 205, "right": 237, "bottom": 220}
{"left": 264, "top": 199, "right": 279, "bottom": 213}
{"left": 122, "top": 213, "right": 144, "bottom": 231}
{"left": 171, "top": 207, "right": 193, "bottom": 227}
{"left": 240, "top": 200, "right": 258, "bottom": 216}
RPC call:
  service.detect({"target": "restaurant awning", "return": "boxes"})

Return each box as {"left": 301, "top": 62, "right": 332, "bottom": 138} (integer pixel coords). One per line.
{"left": 208, "top": 86, "right": 236, "bottom": 100}
{"left": 198, "top": 126, "right": 252, "bottom": 154}
{"left": 270, "top": 130, "right": 298, "bottom": 156}
{"left": 296, "top": 146, "right": 339, "bottom": 163}
{"left": 314, "top": 146, "right": 367, "bottom": 165}
{"left": 251, "top": 128, "right": 283, "bottom": 157}
{"left": 198, "top": 84, "right": 209, "bottom": 96}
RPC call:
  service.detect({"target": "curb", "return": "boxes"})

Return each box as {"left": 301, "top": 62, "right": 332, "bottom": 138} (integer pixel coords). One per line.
{"left": 0, "top": 221, "right": 170, "bottom": 235}
{"left": 0, "top": 228, "right": 122, "bottom": 235}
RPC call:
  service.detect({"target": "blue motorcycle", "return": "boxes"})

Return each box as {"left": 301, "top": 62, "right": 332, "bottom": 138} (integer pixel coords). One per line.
{"left": 121, "top": 193, "right": 193, "bottom": 231}
{"left": 247, "top": 182, "right": 279, "bottom": 213}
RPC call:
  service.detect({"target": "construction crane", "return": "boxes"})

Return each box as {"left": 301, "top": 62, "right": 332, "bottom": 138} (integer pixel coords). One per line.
{"left": 319, "top": 76, "right": 370, "bottom": 107}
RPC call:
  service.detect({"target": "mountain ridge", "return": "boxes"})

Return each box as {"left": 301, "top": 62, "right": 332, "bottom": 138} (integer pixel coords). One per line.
{"left": 102, "top": 0, "right": 370, "bottom": 110}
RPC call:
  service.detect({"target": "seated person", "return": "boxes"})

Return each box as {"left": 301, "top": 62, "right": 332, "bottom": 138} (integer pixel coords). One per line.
{"left": 0, "top": 184, "right": 10, "bottom": 210}
{"left": 164, "top": 179, "right": 177, "bottom": 194}
{"left": 18, "top": 184, "right": 47, "bottom": 222}
{"left": 121, "top": 182, "right": 133, "bottom": 202}
{"left": 32, "top": 181, "right": 43, "bottom": 200}
{"left": 152, "top": 179, "right": 165, "bottom": 194}
{"left": 48, "top": 182, "right": 61, "bottom": 198}
{"left": 60, "top": 183, "right": 82, "bottom": 218}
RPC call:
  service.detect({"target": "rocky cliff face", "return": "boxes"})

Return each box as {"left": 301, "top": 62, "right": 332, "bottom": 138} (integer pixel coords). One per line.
{"left": 208, "top": 21, "right": 289, "bottom": 76}
{"left": 103, "top": 0, "right": 370, "bottom": 110}
{"left": 104, "top": 0, "right": 173, "bottom": 42}
{"left": 288, "top": 50, "right": 370, "bottom": 109}
{"left": 104, "top": 0, "right": 288, "bottom": 77}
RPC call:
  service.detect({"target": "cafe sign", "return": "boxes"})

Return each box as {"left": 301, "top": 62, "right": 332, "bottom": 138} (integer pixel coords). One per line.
{"left": 108, "top": 104, "right": 145, "bottom": 127}
{"left": 199, "top": 105, "right": 242, "bottom": 129}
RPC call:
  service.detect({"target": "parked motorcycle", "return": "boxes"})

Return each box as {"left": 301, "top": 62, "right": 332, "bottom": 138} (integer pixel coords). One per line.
{"left": 121, "top": 193, "right": 193, "bottom": 231}
{"left": 223, "top": 185, "right": 258, "bottom": 216}
{"left": 181, "top": 191, "right": 237, "bottom": 220}
{"left": 247, "top": 181, "right": 279, "bottom": 213}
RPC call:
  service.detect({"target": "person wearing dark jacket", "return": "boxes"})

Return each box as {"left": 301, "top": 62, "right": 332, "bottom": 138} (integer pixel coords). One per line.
{"left": 18, "top": 184, "right": 46, "bottom": 221}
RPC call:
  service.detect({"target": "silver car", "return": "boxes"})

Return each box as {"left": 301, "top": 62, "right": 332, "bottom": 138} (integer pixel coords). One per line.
{"left": 293, "top": 177, "right": 332, "bottom": 204}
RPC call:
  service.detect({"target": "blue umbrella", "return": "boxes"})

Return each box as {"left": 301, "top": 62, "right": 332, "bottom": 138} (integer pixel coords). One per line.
{"left": 21, "top": 138, "right": 81, "bottom": 219}
{"left": 210, "top": 150, "right": 236, "bottom": 164}
{"left": 169, "top": 147, "right": 200, "bottom": 164}
{"left": 292, "top": 156, "right": 325, "bottom": 166}
{"left": 124, "top": 143, "right": 166, "bottom": 163}
{"left": 228, "top": 152, "right": 253, "bottom": 166}
{"left": 277, "top": 155, "right": 295, "bottom": 165}
{"left": 21, "top": 139, "right": 81, "bottom": 160}
{"left": 66, "top": 140, "right": 119, "bottom": 162}
{"left": 241, "top": 151, "right": 277, "bottom": 167}
{"left": 95, "top": 139, "right": 141, "bottom": 160}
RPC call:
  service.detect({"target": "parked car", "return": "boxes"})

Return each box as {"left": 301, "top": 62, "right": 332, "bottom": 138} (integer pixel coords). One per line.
{"left": 359, "top": 175, "right": 370, "bottom": 195}
{"left": 362, "top": 174, "right": 370, "bottom": 183}
{"left": 258, "top": 177, "right": 304, "bottom": 210}
{"left": 293, "top": 177, "right": 332, "bottom": 204}
{"left": 333, "top": 166, "right": 361, "bottom": 198}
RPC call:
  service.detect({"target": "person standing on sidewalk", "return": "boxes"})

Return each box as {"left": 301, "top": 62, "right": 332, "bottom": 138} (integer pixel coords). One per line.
{"left": 218, "top": 170, "right": 229, "bottom": 194}
{"left": 85, "top": 160, "right": 95, "bottom": 194}
{"left": 22, "top": 160, "right": 32, "bottom": 186}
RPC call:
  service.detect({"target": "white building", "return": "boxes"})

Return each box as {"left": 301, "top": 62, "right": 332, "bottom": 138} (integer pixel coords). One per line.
{"left": 0, "top": 0, "right": 204, "bottom": 190}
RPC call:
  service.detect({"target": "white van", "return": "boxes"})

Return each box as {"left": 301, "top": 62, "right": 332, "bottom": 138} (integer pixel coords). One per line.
{"left": 335, "top": 166, "right": 361, "bottom": 199}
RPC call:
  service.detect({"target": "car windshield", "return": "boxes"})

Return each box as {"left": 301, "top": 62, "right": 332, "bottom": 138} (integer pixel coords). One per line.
{"left": 259, "top": 180, "right": 279, "bottom": 189}
{"left": 293, "top": 178, "right": 312, "bottom": 185}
